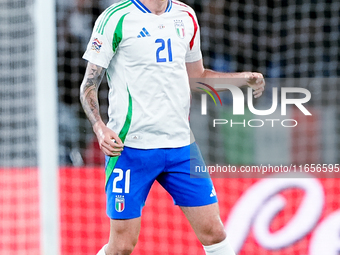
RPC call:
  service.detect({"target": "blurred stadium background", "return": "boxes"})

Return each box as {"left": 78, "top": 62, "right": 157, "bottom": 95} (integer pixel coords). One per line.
{"left": 0, "top": 0, "right": 339, "bottom": 254}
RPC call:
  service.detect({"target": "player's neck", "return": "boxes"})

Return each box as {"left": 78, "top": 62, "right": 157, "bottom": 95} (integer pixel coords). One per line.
{"left": 140, "top": 0, "right": 169, "bottom": 15}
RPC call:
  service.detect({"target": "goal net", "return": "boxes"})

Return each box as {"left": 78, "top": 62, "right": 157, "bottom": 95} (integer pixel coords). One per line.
{"left": 0, "top": 0, "right": 40, "bottom": 254}
{"left": 1, "top": 0, "right": 339, "bottom": 254}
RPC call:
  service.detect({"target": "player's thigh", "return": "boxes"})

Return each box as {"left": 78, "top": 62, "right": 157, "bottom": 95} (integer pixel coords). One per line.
{"left": 106, "top": 217, "right": 141, "bottom": 254}
{"left": 180, "top": 203, "right": 226, "bottom": 246}
{"left": 105, "top": 147, "right": 164, "bottom": 219}
{"left": 157, "top": 143, "right": 217, "bottom": 207}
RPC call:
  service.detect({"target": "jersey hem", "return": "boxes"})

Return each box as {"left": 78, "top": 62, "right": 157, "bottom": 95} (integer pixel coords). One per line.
{"left": 83, "top": 54, "right": 109, "bottom": 69}
{"left": 186, "top": 55, "right": 202, "bottom": 63}
{"left": 123, "top": 140, "right": 195, "bottom": 149}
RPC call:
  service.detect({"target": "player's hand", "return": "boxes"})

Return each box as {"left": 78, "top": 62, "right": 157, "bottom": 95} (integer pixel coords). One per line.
{"left": 93, "top": 121, "right": 124, "bottom": 157}
{"left": 244, "top": 72, "right": 265, "bottom": 98}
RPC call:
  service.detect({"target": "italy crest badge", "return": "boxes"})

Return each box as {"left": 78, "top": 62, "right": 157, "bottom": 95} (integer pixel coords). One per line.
{"left": 115, "top": 195, "right": 125, "bottom": 212}
{"left": 174, "top": 20, "right": 185, "bottom": 39}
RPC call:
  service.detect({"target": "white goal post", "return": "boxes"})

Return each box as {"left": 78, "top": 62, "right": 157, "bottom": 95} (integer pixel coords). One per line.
{"left": 34, "top": 0, "right": 60, "bottom": 254}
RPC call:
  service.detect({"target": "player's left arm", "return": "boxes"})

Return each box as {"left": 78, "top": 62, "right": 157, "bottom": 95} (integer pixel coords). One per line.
{"left": 186, "top": 59, "right": 265, "bottom": 98}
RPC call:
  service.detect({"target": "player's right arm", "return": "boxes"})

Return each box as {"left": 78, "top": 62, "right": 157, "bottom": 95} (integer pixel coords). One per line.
{"left": 186, "top": 59, "right": 265, "bottom": 98}
{"left": 80, "top": 62, "right": 123, "bottom": 157}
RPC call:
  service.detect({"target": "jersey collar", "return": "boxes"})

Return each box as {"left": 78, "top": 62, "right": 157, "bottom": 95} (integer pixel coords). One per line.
{"left": 131, "top": 0, "right": 172, "bottom": 14}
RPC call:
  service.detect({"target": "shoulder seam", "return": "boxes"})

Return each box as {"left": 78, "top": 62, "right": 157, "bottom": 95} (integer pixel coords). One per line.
{"left": 112, "top": 13, "right": 129, "bottom": 53}
{"left": 96, "top": 0, "right": 132, "bottom": 35}
{"left": 172, "top": 0, "right": 190, "bottom": 9}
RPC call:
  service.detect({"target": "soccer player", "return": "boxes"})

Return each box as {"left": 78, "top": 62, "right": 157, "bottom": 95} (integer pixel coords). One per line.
{"left": 80, "top": 0, "right": 265, "bottom": 255}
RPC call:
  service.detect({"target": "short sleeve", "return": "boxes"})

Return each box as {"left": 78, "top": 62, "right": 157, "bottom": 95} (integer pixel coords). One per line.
{"left": 83, "top": 13, "right": 115, "bottom": 68}
{"left": 185, "top": 12, "right": 202, "bottom": 63}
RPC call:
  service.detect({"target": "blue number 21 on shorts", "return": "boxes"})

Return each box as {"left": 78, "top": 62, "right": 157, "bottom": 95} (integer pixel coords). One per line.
{"left": 105, "top": 142, "right": 218, "bottom": 219}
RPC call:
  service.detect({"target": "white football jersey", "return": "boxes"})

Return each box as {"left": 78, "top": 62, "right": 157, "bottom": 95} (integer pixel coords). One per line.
{"left": 83, "top": 0, "right": 202, "bottom": 149}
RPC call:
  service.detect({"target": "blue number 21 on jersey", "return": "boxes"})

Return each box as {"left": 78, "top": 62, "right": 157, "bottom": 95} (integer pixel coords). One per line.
{"left": 156, "top": 38, "right": 173, "bottom": 63}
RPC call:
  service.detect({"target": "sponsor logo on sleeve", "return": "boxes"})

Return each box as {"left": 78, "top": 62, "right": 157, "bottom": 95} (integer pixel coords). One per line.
{"left": 91, "top": 38, "right": 103, "bottom": 53}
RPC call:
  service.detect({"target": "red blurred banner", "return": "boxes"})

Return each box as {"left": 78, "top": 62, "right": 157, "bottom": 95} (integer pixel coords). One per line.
{"left": 1, "top": 168, "right": 339, "bottom": 255}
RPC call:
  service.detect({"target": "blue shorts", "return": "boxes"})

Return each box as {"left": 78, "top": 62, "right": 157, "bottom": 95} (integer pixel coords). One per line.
{"left": 105, "top": 142, "right": 218, "bottom": 219}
